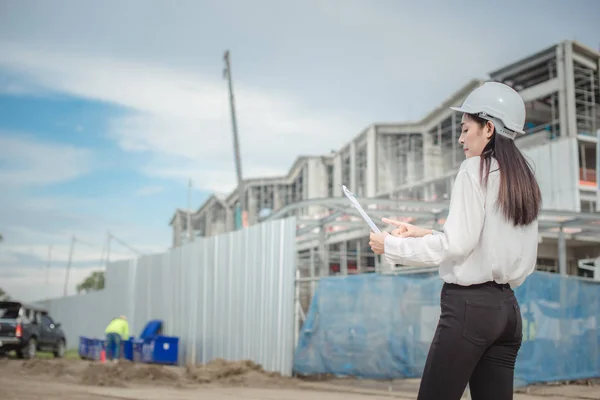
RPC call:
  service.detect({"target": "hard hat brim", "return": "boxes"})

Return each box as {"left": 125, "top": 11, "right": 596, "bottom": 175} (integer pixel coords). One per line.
{"left": 450, "top": 106, "right": 525, "bottom": 135}
{"left": 450, "top": 106, "right": 472, "bottom": 114}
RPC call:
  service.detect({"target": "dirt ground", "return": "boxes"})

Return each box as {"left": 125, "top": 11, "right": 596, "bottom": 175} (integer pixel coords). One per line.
{"left": 0, "top": 358, "right": 598, "bottom": 400}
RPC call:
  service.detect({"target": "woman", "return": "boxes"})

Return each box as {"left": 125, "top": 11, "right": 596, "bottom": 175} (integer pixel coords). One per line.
{"left": 369, "top": 81, "right": 541, "bottom": 400}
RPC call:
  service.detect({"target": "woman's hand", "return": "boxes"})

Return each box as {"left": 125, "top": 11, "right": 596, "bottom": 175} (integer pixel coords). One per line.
{"left": 382, "top": 218, "right": 433, "bottom": 239}
{"left": 369, "top": 231, "right": 389, "bottom": 255}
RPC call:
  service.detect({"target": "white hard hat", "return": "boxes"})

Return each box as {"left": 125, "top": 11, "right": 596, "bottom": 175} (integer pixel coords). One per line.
{"left": 450, "top": 81, "right": 526, "bottom": 140}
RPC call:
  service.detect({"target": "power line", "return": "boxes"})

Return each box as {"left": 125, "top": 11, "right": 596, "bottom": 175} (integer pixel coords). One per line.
{"left": 59, "top": 231, "right": 145, "bottom": 297}
{"left": 108, "top": 232, "right": 143, "bottom": 256}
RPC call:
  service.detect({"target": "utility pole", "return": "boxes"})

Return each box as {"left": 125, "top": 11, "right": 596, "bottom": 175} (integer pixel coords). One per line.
{"left": 63, "top": 236, "right": 75, "bottom": 296}
{"left": 223, "top": 50, "right": 246, "bottom": 228}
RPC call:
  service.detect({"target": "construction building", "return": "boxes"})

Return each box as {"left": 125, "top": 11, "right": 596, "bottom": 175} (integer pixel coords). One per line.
{"left": 170, "top": 40, "right": 600, "bottom": 281}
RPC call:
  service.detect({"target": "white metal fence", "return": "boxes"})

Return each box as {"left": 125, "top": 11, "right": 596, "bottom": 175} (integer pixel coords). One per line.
{"left": 39, "top": 217, "right": 298, "bottom": 376}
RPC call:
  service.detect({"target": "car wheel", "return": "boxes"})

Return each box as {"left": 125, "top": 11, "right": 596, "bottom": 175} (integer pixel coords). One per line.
{"left": 54, "top": 340, "right": 66, "bottom": 358}
{"left": 24, "top": 338, "right": 37, "bottom": 359}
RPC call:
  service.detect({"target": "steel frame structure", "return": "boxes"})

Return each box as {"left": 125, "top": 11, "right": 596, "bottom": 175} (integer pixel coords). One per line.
{"left": 263, "top": 196, "right": 600, "bottom": 277}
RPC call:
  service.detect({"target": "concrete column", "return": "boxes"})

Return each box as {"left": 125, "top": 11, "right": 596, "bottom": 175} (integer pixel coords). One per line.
{"left": 556, "top": 44, "right": 568, "bottom": 137}
{"left": 274, "top": 184, "right": 282, "bottom": 211}
{"left": 173, "top": 212, "right": 182, "bottom": 248}
{"left": 422, "top": 132, "right": 436, "bottom": 180}
{"left": 366, "top": 126, "right": 378, "bottom": 196}
{"left": 247, "top": 187, "right": 257, "bottom": 225}
{"left": 375, "top": 134, "right": 394, "bottom": 194}
{"left": 340, "top": 241, "right": 348, "bottom": 276}
{"left": 406, "top": 135, "right": 417, "bottom": 183}
{"left": 564, "top": 41, "right": 578, "bottom": 137}
{"left": 350, "top": 141, "right": 357, "bottom": 192}
{"left": 307, "top": 158, "right": 328, "bottom": 216}
{"left": 333, "top": 153, "right": 342, "bottom": 196}
{"left": 558, "top": 226, "right": 567, "bottom": 276}
{"left": 188, "top": 211, "right": 195, "bottom": 243}
{"left": 319, "top": 226, "right": 329, "bottom": 276}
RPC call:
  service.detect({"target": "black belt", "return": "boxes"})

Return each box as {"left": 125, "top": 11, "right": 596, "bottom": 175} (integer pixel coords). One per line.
{"left": 445, "top": 281, "right": 511, "bottom": 291}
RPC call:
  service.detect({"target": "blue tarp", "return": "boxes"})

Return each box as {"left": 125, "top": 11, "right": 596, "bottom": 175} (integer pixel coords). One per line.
{"left": 293, "top": 271, "right": 600, "bottom": 385}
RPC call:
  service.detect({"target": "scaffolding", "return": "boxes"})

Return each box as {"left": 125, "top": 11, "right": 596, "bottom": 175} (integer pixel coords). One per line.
{"left": 170, "top": 39, "right": 600, "bottom": 273}
{"left": 341, "top": 150, "right": 351, "bottom": 192}
{"left": 355, "top": 143, "right": 368, "bottom": 197}
{"left": 574, "top": 60, "right": 599, "bottom": 136}
{"left": 492, "top": 50, "right": 562, "bottom": 142}
{"left": 262, "top": 195, "right": 600, "bottom": 277}
{"left": 378, "top": 133, "right": 424, "bottom": 190}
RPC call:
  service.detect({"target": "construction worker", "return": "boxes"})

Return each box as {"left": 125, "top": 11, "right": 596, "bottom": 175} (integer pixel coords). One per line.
{"left": 370, "top": 82, "right": 541, "bottom": 400}
{"left": 104, "top": 315, "right": 129, "bottom": 362}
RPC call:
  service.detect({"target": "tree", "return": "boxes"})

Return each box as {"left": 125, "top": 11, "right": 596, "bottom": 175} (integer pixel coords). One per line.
{"left": 0, "top": 287, "right": 10, "bottom": 301}
{"left": 76, "top": 271, "right": 105, "bottom": 294}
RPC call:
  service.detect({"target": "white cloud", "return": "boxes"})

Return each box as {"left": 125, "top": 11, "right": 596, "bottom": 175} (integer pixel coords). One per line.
{"left": 144, "top": 162, "right": 287, "bottom": 195}
{"left": 135, "top": 185, "right": 165, "bottom": 196}
{"left": 0, "top": 266, "right": 102, "bottom": 302}
{"left": 0, "top": 251, "right": 19, "bottom": 264}
{"left": 5, "top": 244, "right": 131, "bottom": 265}
{"left": 0, "top": 185, "right": 169, "bottom": 304}
{"left": 0, "top": 223, "right": 167, "bottom": 302}
{"left": 0, "top": 133, "right": 92, "bottom": 187}
{"left": 0, "top": 41, "right": 360, "bottom": 193}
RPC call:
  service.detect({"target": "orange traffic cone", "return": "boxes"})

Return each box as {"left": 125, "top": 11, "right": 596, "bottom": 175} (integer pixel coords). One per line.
{"left": 100, "top": 349, "right": 106, "bottom": 363}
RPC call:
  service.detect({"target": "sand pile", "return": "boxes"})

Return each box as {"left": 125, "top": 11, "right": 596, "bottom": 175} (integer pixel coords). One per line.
{"left": 185, "top": 358, "right": 297, "bottom": 387}
{"left": 6, "top": 358, "right": 298, "bottom": 389}
{"left": 81, "top": 360, "right": 180, "bottom": 387}
{"left": 20, "top": 359, "right": 77, "bottom": 378}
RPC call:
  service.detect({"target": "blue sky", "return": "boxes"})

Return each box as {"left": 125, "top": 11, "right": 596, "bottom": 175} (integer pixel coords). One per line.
{"left": 1, "top": 0, "right": 599, "bottom": 301}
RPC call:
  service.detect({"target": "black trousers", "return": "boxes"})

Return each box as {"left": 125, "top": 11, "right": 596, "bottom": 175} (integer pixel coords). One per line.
{"left": 417, "top": 281, "right": 523, "bottom": 400}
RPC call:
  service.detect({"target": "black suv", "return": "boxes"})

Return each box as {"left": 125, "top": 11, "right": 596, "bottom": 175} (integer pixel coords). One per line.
{"left": 0, "top": 301, "right": 66, "bottom": 359}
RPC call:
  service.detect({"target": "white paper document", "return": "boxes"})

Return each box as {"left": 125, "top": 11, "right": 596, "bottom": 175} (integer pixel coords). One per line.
{"left": 341, "top": 185, "right": 381, "bottom": 233}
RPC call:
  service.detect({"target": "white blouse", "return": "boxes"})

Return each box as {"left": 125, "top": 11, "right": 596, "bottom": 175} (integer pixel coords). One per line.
{"left": 384, "top": 156, "right": 539, "bottom": 288}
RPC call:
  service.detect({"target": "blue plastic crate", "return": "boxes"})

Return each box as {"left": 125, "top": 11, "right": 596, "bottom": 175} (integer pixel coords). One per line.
{"left": 130, "top": 336, "right": 179, "bottom": 365}
{"left": 89, "top": 339, "right": 105, "bottom": 360}
{"left": 78, "top": 337, "right": 90, "bottom": 359}
{"left": 78, "top": 337, "right": 106, "bottom": 360}
{"left": 149, "top": 336, "right": 179, "bottom": 364}
{"left": 124, "top": 320, "right": 179, "bottom": 365}
{"left": 123, "top": 338, "right": 142, "bottom": 361}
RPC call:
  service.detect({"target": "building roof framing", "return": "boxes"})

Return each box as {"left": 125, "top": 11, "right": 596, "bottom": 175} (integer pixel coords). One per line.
{"left": 170, "top": 39, "right": 599, "bottom": 255}
{"left": 262, "top": 196, "right": 600, "bottom": 243}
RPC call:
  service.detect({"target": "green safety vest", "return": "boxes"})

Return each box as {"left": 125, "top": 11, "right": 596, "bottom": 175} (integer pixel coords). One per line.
{"left": 105, "top": 317, "right": 129, "bottom": 340}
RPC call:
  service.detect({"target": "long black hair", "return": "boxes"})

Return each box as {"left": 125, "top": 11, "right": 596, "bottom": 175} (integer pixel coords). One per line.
{"left": 467, "top": 113, "right": 542, "bottom": 227}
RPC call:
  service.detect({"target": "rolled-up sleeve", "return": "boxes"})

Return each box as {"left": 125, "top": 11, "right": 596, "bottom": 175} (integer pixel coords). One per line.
{"left": 383, "top": 168, "right": 485, "bottom": 266}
